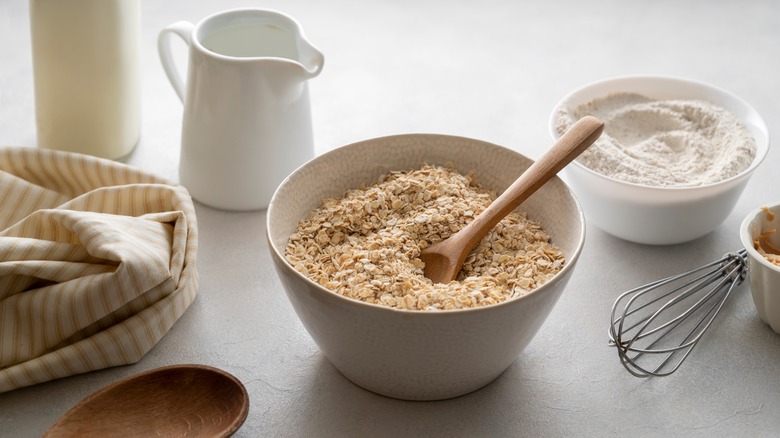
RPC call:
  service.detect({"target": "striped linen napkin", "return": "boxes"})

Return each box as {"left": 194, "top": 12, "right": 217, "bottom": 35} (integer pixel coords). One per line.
{"left": 0, "top": 147, "right": 198, "bottom": 392}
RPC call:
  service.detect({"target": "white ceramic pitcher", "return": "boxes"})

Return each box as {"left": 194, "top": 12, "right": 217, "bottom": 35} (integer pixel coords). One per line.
{"left": 158, "top": 9, "right": 324, "bottom": 210}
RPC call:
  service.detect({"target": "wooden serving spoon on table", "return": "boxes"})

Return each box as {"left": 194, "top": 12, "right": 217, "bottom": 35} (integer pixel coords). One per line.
{"left": 43, "top": 364, "right": 249, "bottom": 438}
{"left": 420, "top": 115, "right": 604, "bottom": 284}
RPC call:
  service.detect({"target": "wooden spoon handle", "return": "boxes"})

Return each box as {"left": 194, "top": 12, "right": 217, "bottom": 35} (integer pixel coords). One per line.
{"left": 454, "top": 115, "right": 603, "bottom": 254}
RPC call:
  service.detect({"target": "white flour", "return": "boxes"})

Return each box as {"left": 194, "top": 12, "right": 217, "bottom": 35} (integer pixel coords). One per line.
{"left": 554, "top": 93, "right": 757, "bottom": 187}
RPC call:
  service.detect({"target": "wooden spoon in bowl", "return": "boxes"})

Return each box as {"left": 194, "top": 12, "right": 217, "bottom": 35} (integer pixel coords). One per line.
{"left": 420, "top": 115, "right": 604, "bottom": 284}
{"left": 43, "top": 364, "right": 249, "bottom": 438}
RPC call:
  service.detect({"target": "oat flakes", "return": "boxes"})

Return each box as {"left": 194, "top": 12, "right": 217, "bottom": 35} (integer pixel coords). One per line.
{"left": 285, "top": 164, "right": 565, "bottom": 310}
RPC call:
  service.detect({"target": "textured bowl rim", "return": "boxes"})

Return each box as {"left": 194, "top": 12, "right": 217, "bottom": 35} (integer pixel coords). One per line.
{"left": 548, "top": 74, "right": 770, "bottom": 193}
{"left": 266, "top": 132, "right": 587, "bottom": 317}
{"left": 740, "top": 202, "right": 780, "bottom": 272}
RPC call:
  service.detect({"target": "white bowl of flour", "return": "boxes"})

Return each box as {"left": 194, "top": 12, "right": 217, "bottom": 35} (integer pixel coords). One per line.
{"left": 550, "top": 75, "right": 769, "bottom": 245}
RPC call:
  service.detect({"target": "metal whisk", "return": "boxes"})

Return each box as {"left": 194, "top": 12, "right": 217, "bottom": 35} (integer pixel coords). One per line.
{"left": 608, "top": 250, "right": 748, "bottom": 377}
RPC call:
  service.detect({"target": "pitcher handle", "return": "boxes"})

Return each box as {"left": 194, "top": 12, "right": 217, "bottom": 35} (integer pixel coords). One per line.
{"left": 157, "top": 21, "right": 194, "bottom": 103}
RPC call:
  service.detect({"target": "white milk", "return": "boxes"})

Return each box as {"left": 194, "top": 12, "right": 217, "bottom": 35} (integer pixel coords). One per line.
{"left": 30, "top": 0, "right": 141, "bottom": 160}
{"left": 201, "top": 23, "right": 300, "bottom": 60}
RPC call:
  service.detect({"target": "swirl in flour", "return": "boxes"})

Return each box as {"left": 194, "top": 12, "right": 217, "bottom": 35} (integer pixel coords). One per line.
{"left": 554, "top": 93, "right": 756, "bottom": 187}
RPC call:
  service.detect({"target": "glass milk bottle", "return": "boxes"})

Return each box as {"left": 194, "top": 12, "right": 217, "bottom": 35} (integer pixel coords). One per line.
{"left": 30, "top": 0, "right": 141, "bottom": 160}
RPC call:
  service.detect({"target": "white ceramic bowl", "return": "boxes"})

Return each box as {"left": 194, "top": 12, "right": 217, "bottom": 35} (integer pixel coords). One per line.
{"left": 740, "top": 203, "right": 780, "bottom": 334}
{"left": 267, "top": 134, "right": 585, "bottom": 400}
{"left": 549, "top": 75, "right": 769, "bottom": 245}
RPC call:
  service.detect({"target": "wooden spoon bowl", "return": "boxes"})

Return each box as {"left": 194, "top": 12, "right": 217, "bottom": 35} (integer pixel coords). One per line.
{"left": 43, "top": 364, "right": 249, "bottom": 438}
{"left": 420, "top": 116, "right": 604, "bottom": 283}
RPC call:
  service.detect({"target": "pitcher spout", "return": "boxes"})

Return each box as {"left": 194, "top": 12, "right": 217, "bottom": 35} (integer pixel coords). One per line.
{"left": 253, "top": 9, "right": 323, "bottom": 79}
{"left": 296, "top": 38, "right": 324, "bottom": 79}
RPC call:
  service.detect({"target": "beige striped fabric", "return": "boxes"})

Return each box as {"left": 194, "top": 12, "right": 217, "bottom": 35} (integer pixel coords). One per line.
{"left": 0, "top": 147, "right": 198, "bottom": 392}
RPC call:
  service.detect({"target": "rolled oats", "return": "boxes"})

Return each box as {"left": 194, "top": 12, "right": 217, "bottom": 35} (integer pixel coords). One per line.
{"left": 285, "top": 164, "right": 565, "bottom": 310}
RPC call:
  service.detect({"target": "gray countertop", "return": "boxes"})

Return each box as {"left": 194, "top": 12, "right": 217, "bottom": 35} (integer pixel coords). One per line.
{"left": 2, "top": 0, "right": 780, "bottom": 436}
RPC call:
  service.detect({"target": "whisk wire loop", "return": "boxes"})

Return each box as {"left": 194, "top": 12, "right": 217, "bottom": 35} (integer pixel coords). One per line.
{"left": 608, "top": 250, "right": 747, "bottom": 377}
